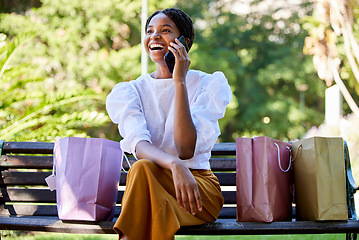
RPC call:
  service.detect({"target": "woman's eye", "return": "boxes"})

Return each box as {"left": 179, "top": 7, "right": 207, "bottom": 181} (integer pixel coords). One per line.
{"left": 163, "top": 29, "right": 170, "bottom": 32}
{"left": 146, "top": 29, "right": 153, "bottom": 34}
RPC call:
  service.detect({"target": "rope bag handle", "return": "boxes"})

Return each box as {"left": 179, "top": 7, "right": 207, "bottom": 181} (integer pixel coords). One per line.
{"left": 121, "top": 154, "right": 131, "bottom": 173}
{"left": 274, "top": 143, "right": 292, "bottom": 173}
{"left": 290, "top": 144, "right": 302, "bottom": 163}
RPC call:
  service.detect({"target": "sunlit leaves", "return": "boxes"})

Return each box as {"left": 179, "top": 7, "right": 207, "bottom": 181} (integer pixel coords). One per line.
{"left": 179, "top": 0, "right": 324, "bottom": 141}
{"left": 0, "top": 35, "right": 109, "bottom": 141}
{"left": 0, "top": 0, "right": 173, "bottom": 141}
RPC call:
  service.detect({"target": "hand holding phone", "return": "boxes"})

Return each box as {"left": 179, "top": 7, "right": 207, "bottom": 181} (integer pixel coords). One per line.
{"left": 165, "top": 36, "right": 189, "bottom": 74}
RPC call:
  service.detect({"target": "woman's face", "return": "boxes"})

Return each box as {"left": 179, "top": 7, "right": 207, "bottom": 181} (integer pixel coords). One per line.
{"left": 144, "top": 13, "right": 181, "bottom": 64}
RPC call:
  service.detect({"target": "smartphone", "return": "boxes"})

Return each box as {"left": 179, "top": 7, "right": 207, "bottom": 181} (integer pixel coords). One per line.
{"left": 165, "top": 35, "right": 189, "bottom": 74}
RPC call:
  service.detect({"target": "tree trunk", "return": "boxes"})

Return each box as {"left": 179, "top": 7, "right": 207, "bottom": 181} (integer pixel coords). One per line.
{"left": 329, "top": 58, "right": 359, "bottom": 116}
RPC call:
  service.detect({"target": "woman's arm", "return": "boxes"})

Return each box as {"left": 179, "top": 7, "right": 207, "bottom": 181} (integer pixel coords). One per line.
{"left": 135, "top": 140, "right": 202, "bottom": 215}
{"left": 173, "top": 81, "right": 197, "bottom": 159}
{"left": 170, "top": 38, "right": 197, "bottom": 159}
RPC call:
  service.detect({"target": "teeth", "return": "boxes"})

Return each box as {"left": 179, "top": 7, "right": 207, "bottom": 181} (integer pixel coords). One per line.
{"left": 150, "top": 44, "right": 164, "bottom": 50}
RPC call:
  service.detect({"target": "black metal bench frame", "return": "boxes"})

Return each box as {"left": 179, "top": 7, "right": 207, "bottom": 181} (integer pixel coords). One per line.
{"left": 1, "top": 141, "right": 359, "bottom": 239}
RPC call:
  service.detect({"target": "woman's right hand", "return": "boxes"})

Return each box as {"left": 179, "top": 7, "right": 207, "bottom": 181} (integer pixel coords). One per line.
{"left": 170, "top": 159, "right": 202, "bottom": 215}
{"left": 169, "top": 38, "right": 191, "bottom": 83}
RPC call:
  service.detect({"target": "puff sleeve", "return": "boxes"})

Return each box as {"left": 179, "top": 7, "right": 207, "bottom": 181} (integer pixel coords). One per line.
{"left": 191, "top": 71, "right": 232, "bottom": 156}
{"left": 106, "top": 82, "right": 152, "bottom": 155}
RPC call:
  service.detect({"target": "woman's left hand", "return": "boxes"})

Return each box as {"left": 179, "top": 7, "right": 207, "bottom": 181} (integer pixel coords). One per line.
{"left": 168, "top": 38, "right": 190, "bottom": 83}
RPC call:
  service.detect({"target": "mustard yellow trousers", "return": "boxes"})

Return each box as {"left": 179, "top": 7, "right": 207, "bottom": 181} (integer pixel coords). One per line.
{"left": 113, "top": 159, "right": 224, "bottom": 240}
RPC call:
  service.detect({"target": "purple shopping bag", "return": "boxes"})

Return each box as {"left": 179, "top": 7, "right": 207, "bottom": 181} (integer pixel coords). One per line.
{"left": 236, "top": 136, "right": 293, "bottom": 222}
{"left": 53, "top": 137, "right": 123, "bottom": 221}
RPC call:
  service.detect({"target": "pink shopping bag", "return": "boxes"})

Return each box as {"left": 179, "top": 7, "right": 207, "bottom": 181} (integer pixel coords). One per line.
{"left": 52, "top": 137, "right": 124, "bottom": 221}
{"left": 236, "top": 136, "right": 292, "bottom": 222}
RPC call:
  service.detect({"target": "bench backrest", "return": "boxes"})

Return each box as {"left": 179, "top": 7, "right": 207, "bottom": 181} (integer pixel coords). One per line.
{"left": 0, "top": 142, "right": 237, "bottom": 218}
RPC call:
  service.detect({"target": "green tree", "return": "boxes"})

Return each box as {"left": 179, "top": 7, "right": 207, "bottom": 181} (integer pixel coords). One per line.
{"left": 0, "top": 34, "right": 108, "bottom": 141}
{"left": 1, "top": 0, "right": 329, "bottom": 143}
{"left": 0, "top": 0, "right": 174, "bottom": 141}
{"left": 303, "top": 0, "right": 359, "bottom": 115}
{"left": 301, "top": 0, "right": 359, "bottom": 174}
{"left": 178, "top": 0, "right": 326, "bottom": 141}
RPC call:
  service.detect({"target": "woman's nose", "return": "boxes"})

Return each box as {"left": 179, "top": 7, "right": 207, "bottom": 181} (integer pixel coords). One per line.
{"left": 150, "top": 32, "right": 160, "bottom": 40}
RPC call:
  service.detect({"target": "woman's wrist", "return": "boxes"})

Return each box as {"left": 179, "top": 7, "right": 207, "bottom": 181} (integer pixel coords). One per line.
{"left": 169, "top": 157, "right": 185, "bottom": 172}
{"left": 173, "top": 75, "right": 187, "bottom": 85}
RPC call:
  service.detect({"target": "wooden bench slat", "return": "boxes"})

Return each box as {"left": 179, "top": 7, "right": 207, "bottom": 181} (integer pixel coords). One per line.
{"left": 2, "top": 142, "right": 54, "bottom": 154}
{"left": 216, "top": 172, "right": 236, "bottom": 186}
{"left": 2, "top": 142, "right": 235, "bottom": 155}
{"left": 0, "top": 171, "right": 236, "bottom": 187}
{"left": 211, "top": 142, "right": 236, "bottom": 156}
{"left": 0, "top": 216, "right": 116, "bottom": 234}
{"left": 177, "top": 219, "right": 359, "bottom": 235}
{"left": 0, "top": 188, "right": 125, "bottom": 203}
{"left": 0, "top": 205, "right": 237, "bottom": 218}
{"left": 222, "top": 191, "right": 236, "bottom": 204}
{"left": 0, "top": 172, "right": 126, "bottom": 186}
{"left": 209, "top": 158, "right": 236, "bottom": 170}
{"left": 0, "top": 204, "right": 58, "bottom": 216}
{"left": 0, "top": 172, "right": 50, "bottom": 186}
{"left": 0, "top": 155, "right": 235, "bottom": 171}
{"left": 0, "top": 188, "right": 236, "bottom": 205}
{"left": 0, "top": 155, "right": 137, "bottom": 171}
{"left": 219, "top": 207, "right": 237, "bottom": 218}
{"left": 0, "top": 188, "right": 56, "bottom": 203}
{"left": 1, "top": 155, "right": 53, "bottom": 169}
{"left": 1, "top": 216, "right": 358, "bottom": 235}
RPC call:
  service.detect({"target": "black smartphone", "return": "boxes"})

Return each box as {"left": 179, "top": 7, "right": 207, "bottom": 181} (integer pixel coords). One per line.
{"left": 165, "top": 35, "right": 189, "bottom": 74}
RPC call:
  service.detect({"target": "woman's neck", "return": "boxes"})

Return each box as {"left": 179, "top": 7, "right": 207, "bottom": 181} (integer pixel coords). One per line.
{"left": 151, "top": 64, "right": 172, "bottom": 79}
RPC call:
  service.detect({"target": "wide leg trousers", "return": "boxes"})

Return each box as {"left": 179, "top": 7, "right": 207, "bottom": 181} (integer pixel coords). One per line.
{"left": 113, "top": 159, "right": 224, "bottom": 240}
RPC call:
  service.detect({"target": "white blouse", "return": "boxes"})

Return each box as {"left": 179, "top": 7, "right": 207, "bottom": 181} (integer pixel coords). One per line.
{"left": 106, "top": 70, "right": 232, "bottom": 170}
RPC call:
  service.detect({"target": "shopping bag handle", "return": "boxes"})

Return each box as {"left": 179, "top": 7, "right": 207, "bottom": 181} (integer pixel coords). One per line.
{"left": 291, "top": 144, "right": 302, "bottom": 162}
{"left": 122, "top": 154, "right": 131, "bottom": 173}
{"left": 274, "top": 143, "right": 291, "bottom": 173}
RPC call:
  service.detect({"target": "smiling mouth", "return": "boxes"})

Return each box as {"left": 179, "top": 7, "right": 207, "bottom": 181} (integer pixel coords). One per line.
{"left": 149, "top": 44, "right": 165, "bottom": 51}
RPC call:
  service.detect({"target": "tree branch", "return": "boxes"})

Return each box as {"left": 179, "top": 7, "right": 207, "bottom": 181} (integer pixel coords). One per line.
{"left": 329, "top": 57, "right": 359, "bottom": 116}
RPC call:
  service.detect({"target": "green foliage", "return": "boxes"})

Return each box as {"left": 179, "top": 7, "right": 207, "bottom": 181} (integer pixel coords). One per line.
{"left": 179, "top": 0, "right": 325, "bottom": 141}
{"left": 0, "top": 0, "right": 177, "bottom": 142}
{"left": 0, "top": 0, "right": 329, "bottom": 142}
{"left": 301, "top": 2, "right": 359, "bottom": 113}
{"left": 0, "top": 34, "right": 109, "bottom": 141}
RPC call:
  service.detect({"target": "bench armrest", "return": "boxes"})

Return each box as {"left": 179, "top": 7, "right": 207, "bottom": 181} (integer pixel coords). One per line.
{"left": 345, "top": 141, "right": 358, "bottom": 220}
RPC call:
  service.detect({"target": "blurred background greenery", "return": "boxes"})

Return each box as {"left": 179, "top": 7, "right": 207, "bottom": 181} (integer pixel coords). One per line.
{"left": 1, "top": 0, "right": 359, "bottom": 171}
{"left": 1, "top": 0, "right": 359, "bottom": 178}
{"left": 0, "top": 0, "right": 358, "bottom": 239}
{"left": 1, "top": 0, "right": 358, "bottom": 141}
{"left": 1, "top": 0, "right": 358, "bottom": 140}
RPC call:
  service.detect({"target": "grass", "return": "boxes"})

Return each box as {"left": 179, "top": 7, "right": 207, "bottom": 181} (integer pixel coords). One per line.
{"left": 1, "top": 232, "right": 347, "bottom": 240}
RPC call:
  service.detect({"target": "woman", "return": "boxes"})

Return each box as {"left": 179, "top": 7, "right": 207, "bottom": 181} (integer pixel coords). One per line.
{"left": 106, "top": 8, "right": 232, "bottom": 240}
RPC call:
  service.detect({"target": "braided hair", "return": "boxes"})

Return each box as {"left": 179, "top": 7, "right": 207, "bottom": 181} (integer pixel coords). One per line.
{"left": 145, "top": 8, "right": 195, "bottom": 50}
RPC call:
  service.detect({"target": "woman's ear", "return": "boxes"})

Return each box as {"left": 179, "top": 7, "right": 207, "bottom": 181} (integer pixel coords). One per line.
{"left": 185, "top": 37, "right": 190, "bottom": 47}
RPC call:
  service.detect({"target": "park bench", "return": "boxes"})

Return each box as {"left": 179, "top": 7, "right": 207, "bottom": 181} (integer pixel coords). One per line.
{"left": 1, "top": 140, "right": 359, "bottom": 239}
